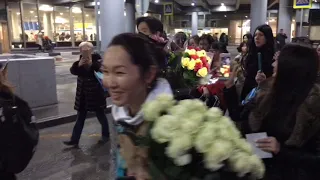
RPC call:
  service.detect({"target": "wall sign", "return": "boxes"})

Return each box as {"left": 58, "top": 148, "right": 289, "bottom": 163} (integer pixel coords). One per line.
{"left": 164, "top": 3, "right": 173, "bottom": 16}
{"left": 294, "top": 0, "right": 312, "bottom": 9}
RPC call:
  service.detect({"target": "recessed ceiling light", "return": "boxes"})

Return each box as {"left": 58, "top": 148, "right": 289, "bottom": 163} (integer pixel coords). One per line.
{"left": 224, "top": 15, "right": 227, "bottom": 17}
{"left": 245, "top": 15, "right": 248, "bottom": 18}
{"left": 16, "top": 12, "right": 20, "bottom": 15}
{"left": 221, "top": 3, "right": 225, "bottom": 6}
{"left": 86, "top": 14, "right": 89, "bottom": 17}
{"left": 191, "top": 2, "right": 195, "bottom": 6}
{"left": 30, "top": 11, "right": 34, "bottom": 13}
{"left": 60, "top": 13, "right": 63, "bottom": 15}
{"left": 35, "top": 16, "right": 38, "bottom": 18}
{"left": 155, "top": 0, "right": 159, "bottom": 3}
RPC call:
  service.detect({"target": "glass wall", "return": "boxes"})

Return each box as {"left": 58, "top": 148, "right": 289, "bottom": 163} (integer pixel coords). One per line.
{"left": 39, "top": 4, "right": 54, "bottom": 40}
{"left": 54, "top": 6, "right": 72, "bottom": 46}
{"left": 22, "top": 3, "right": 39, "bottom": 46}
{"left": 84, "top": 8, "right": 96, "bottom": 43}
{"left": 8, "top": 2, "right": 99, "bottom": 49}
{"left": 8, "top": 3, "right": 22, "bottom": 48}
{"left": 72, "top": 6, "right": 84, "bottom": 45}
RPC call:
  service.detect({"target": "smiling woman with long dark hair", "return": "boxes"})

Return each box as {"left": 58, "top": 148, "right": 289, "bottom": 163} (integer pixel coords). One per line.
{"left": 247, "top": 44, "right": 320, "bottom": 180}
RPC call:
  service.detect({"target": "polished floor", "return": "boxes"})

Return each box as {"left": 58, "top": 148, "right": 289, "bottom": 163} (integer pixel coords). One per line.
{"left": 17, "top": 117, "right": 112, "bottom": 180}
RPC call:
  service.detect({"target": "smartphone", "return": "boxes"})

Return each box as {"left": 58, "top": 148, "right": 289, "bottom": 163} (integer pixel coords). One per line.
{"left": 218, "top": 53, "right": 231, "bottom": 80}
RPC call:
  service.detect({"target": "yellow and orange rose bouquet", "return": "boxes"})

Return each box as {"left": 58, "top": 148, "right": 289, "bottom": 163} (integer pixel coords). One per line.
{"left": 180, "top": 47, "right": 212, "bottom": 86}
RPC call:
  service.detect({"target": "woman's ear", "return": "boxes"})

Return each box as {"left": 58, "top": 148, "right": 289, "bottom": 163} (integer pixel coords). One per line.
{"left": 144, "top": 65, "right": 158, "bottom": 85}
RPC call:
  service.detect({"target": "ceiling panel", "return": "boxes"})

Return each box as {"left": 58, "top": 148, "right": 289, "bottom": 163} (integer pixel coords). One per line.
{"left": 207, "top": 0, "right": 237, "bottom": 6}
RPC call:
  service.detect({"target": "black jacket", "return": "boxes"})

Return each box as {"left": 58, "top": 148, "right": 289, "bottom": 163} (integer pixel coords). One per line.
{"left": 70, "top": 53, "right": 106, "bottom": 112}
{"left": 240, "top": 47, "right": 274, "bottom": 101}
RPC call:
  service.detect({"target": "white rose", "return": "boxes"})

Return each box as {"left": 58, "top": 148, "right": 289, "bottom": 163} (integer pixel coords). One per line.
{"left": 205, "top": 107, "right": 223, "bottom": 121}
{"left": 234, "top": 138, "right": 253, "bottom": 154}
{"left": 248, "top": 155, "right": 265, "bottom": 179}
{"left": 204, "top": 139, "right": 233, "bottom": 165}
{"left": 166, "top": 134, "right": 193, "bottom": 158}
{"left": 228, "top": 152, "right": 252, "bottom": 177}
{"left": 174, "top": 154, "right": 192, "bottom": 166}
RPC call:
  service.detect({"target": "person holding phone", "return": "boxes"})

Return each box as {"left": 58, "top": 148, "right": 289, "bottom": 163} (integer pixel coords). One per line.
{"left": 63, "top": 42, "right": 109, "bottom": 146}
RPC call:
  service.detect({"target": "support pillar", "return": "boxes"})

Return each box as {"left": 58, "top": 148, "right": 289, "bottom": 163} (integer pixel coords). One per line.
{"left": 125, "top": 2, "right": 135, "bottom": 33}
{"left": 100, "top": 0, "right": 125, "bottom": 52}
{"left": 250, "top": 0, "right": 267, "bottom": 34}
{"left": 278, "top": 0, "right": 292, "bottom": 42}
{"left": 191, "top": 12, "right": 198, "bottom": 36}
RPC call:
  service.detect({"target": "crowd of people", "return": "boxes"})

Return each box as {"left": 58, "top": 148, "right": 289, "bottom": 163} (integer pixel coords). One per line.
{"left": 1, "top": 15, "right": 320, "bottom": 180}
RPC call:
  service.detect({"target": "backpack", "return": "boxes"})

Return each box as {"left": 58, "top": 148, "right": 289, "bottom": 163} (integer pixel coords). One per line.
{"left": 0, "top": 95, "right": 39, "bottom": 174}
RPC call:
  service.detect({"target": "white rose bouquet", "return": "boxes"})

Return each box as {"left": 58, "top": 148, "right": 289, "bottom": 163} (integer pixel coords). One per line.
{"left": 142, "top": 94, "right": 265, "bottom": 180}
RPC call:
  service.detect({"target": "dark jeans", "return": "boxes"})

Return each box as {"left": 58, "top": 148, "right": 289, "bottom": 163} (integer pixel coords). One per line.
{"left": 71, "top": 109, "right": 109, "bottom": 142}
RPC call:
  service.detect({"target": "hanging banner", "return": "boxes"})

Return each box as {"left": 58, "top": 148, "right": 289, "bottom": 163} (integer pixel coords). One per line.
{"left": 293, "top": 0, "right": 312, "bottom": 9}
{"left": 164, "top": 3, "right": 173, "bottom": 16}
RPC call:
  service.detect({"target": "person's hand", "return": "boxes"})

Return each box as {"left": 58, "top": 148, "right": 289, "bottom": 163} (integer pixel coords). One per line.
{"left": 255, "top": 71, "right": 266, "bottom": 85}
{"left": 274, "top": 51, "right": 280, "bottom": 61}
{"left": 256, "top": 137, "right": 280, "bottom": 154}
{"left": 203, "top": 87, "right": 210, "bottom": 97}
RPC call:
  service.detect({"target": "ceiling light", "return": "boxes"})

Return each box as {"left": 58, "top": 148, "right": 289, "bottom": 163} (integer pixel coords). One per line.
{"left": 30, "top": 11, "right": 34, "bottom": 13}
{"left": 293, "top": 19, "right": 295, "bottom": 22}
{"left": 221, "top": 3, "right": 225, "bottom": 6}
{"left": 86, "top": 14, "right": 89, "bottom": 17}
{"left": 245, "top": 15, "right": 248, "bottom": 18}
{"left": 39, "top": 4, "right": 53, "bottom": 11}
{"left": 191, "top": 2, "right": 195, "bottom": 6}
{"left": 35, "top": 16, "right": 38, "bottom": 18}
{"left": 60, "top": 13, "right": 63, "bottom": 15}
{"left": 98, "top": 11, "right": 100, "bottom": 14}
{"left": 224, "top": 15, "right": 227, "bottom": 17}
{"left": 16, "top": 12, "right": 20, "bottom": 15}
{"left": 155, "top": 0, "right": 159, "bottom": 3}
{"left": 124, "top": 11, "right": 126, "bottom": 16}
{"left": 71, "top": 7, "right": 82, "bottom": 14}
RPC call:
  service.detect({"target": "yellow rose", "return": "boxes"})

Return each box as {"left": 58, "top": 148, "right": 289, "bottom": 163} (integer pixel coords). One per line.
{"left": 186, "top": 49, "right": 196, "bottom": 56}
{"left": 187, "top": 60, "right": 196, "bottom": 70}
{"left": 195, "top": 59, "right": 202, "bottom": 64}
{"left": 197, "top": 50, "right": 207, "bottom": 57}
{"left": 181, "top": 57, "right": 190, "bottom": 68}
{"left": 197, "top": 67, "right": 208, "bottom": 77}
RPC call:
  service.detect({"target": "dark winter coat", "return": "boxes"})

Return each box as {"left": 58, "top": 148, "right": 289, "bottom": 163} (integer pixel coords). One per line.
{"left": 70, "top": 53, "right": 106, "bottom": 112}
{"left": 225, "top": 77, "right": 320, "bottom": 180}
{"left": 247, "top": 77, "right": 320, "bottom": 180}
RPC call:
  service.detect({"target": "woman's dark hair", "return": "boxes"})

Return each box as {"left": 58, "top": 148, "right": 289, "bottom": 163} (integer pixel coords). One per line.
{"left": 243, "top": 33, "right": 253, "bottom": 42}
{"left": 136, "top": 16, "right": 164, "bottom": 35}
{"left": 108, "top": 33, "right": 165, "bottom": 78}
{"left": 199, "top": 34, "right": 214, "bottom": 45}
{"left": 260, "top": 44, "right": 319, "bottom": 129}
{"left": 245, "top": 24, "right": 275, "bottom": 78}
{"left": 211, "top": 42, "right": 228, "bottom": 53}
{"left": 188, "top": 35, "right": 200, "bottom": 45}
{"left": 237, "top": 42, "right": 247, "bottom": 53}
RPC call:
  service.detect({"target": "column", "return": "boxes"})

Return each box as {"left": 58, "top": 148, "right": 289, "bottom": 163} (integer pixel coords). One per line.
{"left": 125, "top": 2, "right": 135, "bottom": 33}
{"left": 100, "top": 0, "right": 125, "bottom": 52}
{"left": 278, "top": 0, "right": 292, "bottom": 42}
{"left": 191, "top": 12, "right": 198, "bottom": 36}
{"left": 250, "top": 0, "right": 267, "bottom": 34}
